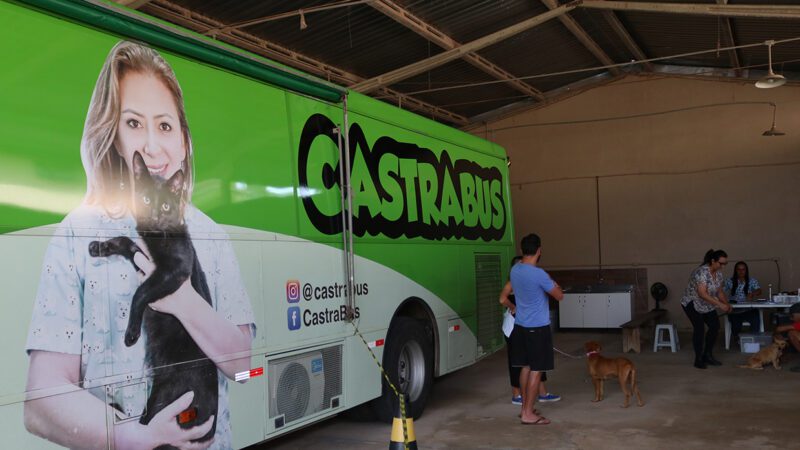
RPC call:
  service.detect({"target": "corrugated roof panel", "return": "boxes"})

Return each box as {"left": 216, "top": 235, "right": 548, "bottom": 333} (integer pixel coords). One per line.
{"left": 478, "top": 18, "right": 608, "bottom": 93}
{"left": 569, "top": 9, "right": 641, "bottom": 65}
{"left": 138, "top": 0, "right": 800, "bottom": 125}
{"left": 398, "top": 0, "right": 549, "bottom": 44}
{"left": 166, "top": 0, "right": 444, "bottom": 78}
{"left": 618, "top": 11, "right": 733, "bottom": 67}
{"left": 389, "top": 59, "right": 529, "bottom": 118}
{"left": 732, "top": 17, "right": 800, "bottom": 74}
{"left": 166, "top": 0, "right": 319, "bottom": 23}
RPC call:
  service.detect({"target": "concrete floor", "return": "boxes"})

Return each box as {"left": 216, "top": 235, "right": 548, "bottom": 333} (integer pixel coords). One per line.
{"left": 251, "top": 329, "right": 800, "bottom": 449}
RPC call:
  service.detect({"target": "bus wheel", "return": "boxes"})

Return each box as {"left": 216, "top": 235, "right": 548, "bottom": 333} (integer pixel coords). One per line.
{"left": 373, "top": 317, "right": 433, "bottom": 423}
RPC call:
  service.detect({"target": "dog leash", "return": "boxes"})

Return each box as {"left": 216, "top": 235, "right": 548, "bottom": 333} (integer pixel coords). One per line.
{"left": 553, "top": 346, "right": 585, "bottom": 359}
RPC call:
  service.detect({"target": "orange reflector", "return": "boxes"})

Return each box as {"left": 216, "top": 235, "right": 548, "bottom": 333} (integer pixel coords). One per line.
{"left": 178, "top": 407, "right": 197, "bottom": 424}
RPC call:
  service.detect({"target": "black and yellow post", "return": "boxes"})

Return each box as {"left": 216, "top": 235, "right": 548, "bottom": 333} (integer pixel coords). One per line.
{"left": 349, "top": 324, "right": 419, "bottom": 449}
{"left": 389, "top": 394, "right": 417, "bottom": 450}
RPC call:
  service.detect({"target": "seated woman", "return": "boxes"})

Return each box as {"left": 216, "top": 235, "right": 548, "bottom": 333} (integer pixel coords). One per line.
{"left": 724, "top": 261, "right": 762, "bottom": 342}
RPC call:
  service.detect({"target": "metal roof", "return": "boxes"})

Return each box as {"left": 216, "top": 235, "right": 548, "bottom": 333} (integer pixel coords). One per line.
{"left": 123, "top": 0, "right": 800, "bottom": 127}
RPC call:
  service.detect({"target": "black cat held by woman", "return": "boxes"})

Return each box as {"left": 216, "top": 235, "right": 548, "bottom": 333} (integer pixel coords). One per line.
{"left": 90, "top": 151, "right": 217, "bottom": 448}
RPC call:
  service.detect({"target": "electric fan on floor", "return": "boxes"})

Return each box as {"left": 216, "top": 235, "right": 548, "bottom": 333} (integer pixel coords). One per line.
{"left": 651, "top": 282, "right": 668, "bottom": 311}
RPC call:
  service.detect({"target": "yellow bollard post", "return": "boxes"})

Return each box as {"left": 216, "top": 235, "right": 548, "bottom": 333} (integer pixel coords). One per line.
{"left": 389, "top": 394, "right": 417, "bottom": 450}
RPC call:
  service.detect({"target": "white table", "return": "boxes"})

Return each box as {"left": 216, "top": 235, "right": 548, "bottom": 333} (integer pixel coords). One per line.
{"left": 723, "top": 300, "right": 799, "bottom": 350}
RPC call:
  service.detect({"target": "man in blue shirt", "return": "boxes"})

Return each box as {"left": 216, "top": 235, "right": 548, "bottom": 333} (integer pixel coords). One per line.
{"left": 501, "top": 233, "right": 563, "bottom": 425}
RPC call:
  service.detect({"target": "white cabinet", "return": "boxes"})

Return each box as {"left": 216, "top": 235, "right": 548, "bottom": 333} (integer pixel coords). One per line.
{"left": 607, "top": 293, "right": 633, "bottom": 327}
{"left": 582, "top": 294, "right": 608, "bottom": 328}
{"left": 559, "top": 295, "right": 584, "bottom": 328}
{"left": 559, "top": 292, "right": 632, "bottom": 328}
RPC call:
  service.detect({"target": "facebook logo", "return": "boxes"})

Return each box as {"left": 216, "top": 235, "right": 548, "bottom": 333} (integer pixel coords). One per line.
{"left": 287, "top": 307, "right": 301, "bottom": 331}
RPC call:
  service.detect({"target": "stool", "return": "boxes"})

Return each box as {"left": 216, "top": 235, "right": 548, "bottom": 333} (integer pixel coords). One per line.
{"left": 653, "top": 324, "right": 679, "bottom": 352}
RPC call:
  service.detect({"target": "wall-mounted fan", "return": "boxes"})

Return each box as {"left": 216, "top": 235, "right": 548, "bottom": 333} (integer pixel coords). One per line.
{"left": 650, "top": 282, "right": 668, "bottom": 311}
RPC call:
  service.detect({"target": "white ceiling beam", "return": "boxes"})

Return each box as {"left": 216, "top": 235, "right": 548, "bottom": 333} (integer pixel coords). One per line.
{"left": 716, "top": 0, "right": 741, "bottom": 75}
{"left": 140, "top": 0, "right": 469, "bottom": 125}
{"left": 351, "top": 1, "right": 579, "bottom": 94}
{"left": 369, "top": 0, "right": 544, "bottom": 101}
{"left": 599, "top": 10, "right": 653, "bottom": 72}
{"left": 540, "top": 0, "right": 620, "bottom": 75}
{"left": 581, "top": 1, "right": 800, "bottom": 19}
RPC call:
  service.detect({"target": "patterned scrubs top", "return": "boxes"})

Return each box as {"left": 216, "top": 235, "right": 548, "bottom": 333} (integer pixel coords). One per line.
{"left": 724, "top": 277, "right": 761, "bottom": 302}
{"left": 681, "top": 265, "right": 724, "bottom": 314}
{"left": 26, "top": 204, "right": 256, "bottom": 450}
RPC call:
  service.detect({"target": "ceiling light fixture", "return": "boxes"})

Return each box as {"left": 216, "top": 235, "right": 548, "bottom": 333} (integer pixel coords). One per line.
{"left": 299, "top": 10, "right": 308, "bottom": 30}
{"left": 763, "top": 102, "right": 785, "bottom": 136}
{"left": 755, "top": 41, "right": 786, "bottom": 89}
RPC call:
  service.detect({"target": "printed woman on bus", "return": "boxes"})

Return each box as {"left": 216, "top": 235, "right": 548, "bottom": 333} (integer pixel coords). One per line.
{"left": 23, "top": 41, "right": 255, "bottom": 450}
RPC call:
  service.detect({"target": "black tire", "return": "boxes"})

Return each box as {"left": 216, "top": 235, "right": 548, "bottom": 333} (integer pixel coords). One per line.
{"left": 371, "top": 317, "right": 434, "bottom": 423}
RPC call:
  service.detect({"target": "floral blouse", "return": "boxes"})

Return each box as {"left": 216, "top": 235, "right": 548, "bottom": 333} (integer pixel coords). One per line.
{"left": 681, "top": 265, "right": 724, "bottom": 314}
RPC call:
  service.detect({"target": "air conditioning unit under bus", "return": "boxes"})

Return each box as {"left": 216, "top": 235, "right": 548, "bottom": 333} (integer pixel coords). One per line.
{"left": 268, "top": 349, "right": 333, "bottom": 428}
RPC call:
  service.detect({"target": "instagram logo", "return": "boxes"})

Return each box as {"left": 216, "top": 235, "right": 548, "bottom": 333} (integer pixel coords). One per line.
{"left": 287, "top": 307, "right": 301, "bottom": 331}
{"left": 286, "top": 280, "right": 300, "bottom": 303}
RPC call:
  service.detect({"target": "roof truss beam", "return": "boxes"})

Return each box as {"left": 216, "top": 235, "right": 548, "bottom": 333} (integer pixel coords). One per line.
{"left": 716, "top": 0, "right": 741, "bottom": 75}
{"left": 581, "top": 1, "right": 800, "bottom": 19}
{"left": 351, "top": 1, "right": 579, "bottom": 93}
{"left": 599, "top": 9, "right": 653, "bottom": 71}
{"left": 369, "top": 0, "right": 544, "bottom": 100}
{"left": 540, "top": 0, "right": 620, "bottom": 75}
{"left": 115, "top": 0, "right": 153, "bottom": 9}
{"left": 137, "top": 0, "right": 468, "bottom": 125}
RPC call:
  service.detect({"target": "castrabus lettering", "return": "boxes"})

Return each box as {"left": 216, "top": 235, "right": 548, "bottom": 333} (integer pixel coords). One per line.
{"left": 303, "top": 305, "right": 361, "bottom": 326}
{"left": 298, "top": 114, "right": 507, "bottom": 241}
{"left": 302, "top": 281, "right": 369, "bottom": 301}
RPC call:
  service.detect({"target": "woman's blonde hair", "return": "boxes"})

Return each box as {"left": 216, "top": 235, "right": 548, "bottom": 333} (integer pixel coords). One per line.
{"left": 80, "top": 41, "right": 194, "bottom": 216}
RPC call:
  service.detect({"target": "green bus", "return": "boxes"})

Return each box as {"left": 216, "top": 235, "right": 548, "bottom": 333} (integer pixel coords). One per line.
{"left": 0, "top": 1, "right": 514, "bottom": 448}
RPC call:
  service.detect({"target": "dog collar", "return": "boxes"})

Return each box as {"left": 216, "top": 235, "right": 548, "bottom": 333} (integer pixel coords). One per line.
{"left": 586, "top": 351, "right": 600, "bottom": 357}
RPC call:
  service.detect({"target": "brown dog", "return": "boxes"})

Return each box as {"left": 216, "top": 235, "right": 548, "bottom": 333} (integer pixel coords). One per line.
{"left": 584, "top": 341, "right": 644, "bottom": 408}
{"left": 738, "top": 336, "right": 788, "bottom": 370}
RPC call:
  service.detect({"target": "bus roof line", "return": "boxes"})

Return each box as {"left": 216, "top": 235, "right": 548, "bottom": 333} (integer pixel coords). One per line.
{"left": 19, "top": 0, "right": 346, "bottom": 103}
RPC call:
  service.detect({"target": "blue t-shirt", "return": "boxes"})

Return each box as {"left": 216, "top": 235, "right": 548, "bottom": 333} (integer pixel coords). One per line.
{"left": 510, "top": 263, "right": 556, "bottom": 327}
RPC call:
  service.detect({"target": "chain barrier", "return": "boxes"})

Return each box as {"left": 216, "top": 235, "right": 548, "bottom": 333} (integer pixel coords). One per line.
{"left": 350, "top": 322, "right": 410, "bottom": 450}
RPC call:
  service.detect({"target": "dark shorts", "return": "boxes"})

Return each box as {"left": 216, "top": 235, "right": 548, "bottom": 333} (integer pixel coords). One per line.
{"left": 510, "top": 324, "right": 554, "bottom": 372}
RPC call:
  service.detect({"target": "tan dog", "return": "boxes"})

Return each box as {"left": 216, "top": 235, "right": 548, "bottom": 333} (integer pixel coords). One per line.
{"left": 738, "top": 337, "right": 788, "bottom": 370}
{"left": 584, "top": 341, "right": 644, "bottom": 408}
